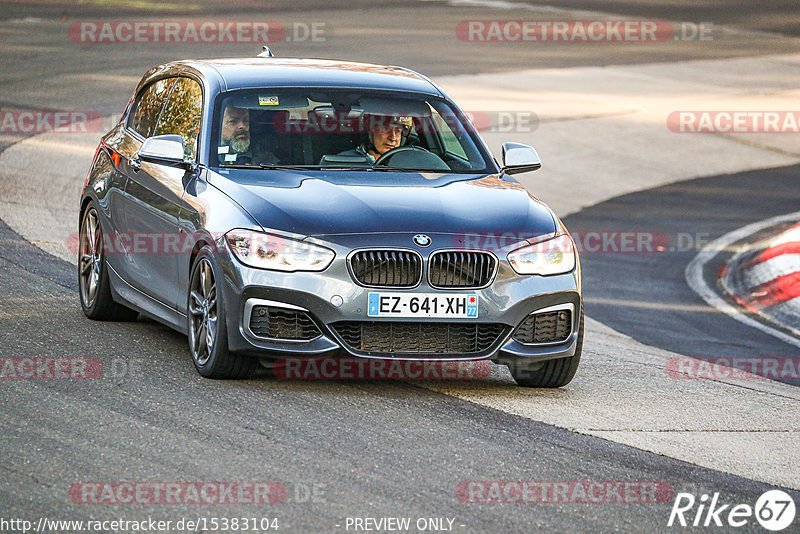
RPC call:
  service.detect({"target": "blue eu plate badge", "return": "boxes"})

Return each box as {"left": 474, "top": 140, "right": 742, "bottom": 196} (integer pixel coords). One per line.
{"left": 368, "top": 293, "right": 380, "bottom": 316}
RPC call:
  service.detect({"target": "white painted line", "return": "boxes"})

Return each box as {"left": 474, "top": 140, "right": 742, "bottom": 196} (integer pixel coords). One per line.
{"left": 742, "top": 253, "right": 800, "bottom": 289}
{"left": 686, "top": 210, "right": 800, "bottom": 345}
{"left": 769, "top": 224, "right": 800, "bottom": 247}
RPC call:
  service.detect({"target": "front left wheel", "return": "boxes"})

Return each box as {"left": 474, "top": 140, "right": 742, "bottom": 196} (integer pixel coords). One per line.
{"left": 188, "top": 246, "right": 254, "bottom": 378}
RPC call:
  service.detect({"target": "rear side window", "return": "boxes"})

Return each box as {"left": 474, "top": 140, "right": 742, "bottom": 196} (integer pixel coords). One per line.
{"left": 129, "top": 78, "right": 176, "bottom": 139}
{"left": 154, "top": 77, "right": 204, "bottom": 160}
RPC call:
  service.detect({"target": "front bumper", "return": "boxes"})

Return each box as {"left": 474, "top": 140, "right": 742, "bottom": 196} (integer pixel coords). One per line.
{"left": 215, "top": 234, "right": 581, "bottom": 366}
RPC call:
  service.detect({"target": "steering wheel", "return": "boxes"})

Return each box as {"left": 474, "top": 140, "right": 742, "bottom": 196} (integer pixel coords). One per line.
{"left": 373, "top": 145, "right": 432, "bottom": 166}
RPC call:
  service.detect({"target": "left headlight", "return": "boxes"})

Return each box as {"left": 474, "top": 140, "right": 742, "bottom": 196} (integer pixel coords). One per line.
{"left": 225, "top": 229, "right": 335, "bottom": 272}
{"left": 507, "top": 234, "right": 576, "bottom": 276}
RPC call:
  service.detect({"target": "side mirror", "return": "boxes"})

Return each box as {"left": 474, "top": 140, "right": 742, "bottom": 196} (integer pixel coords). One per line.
{"left": 139, "top": 134, "right": 187, "bottom": 165}
{"left": 500, "top": 142, "right": 542, "bottom": 175}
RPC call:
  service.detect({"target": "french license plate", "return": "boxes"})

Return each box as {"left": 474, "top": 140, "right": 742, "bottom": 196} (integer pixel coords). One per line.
{"left": 367, "top": 292, "right": 479, "bottom": 318}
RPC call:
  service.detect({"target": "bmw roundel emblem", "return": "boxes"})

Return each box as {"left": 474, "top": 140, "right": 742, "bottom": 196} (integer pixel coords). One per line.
{"left": 413, "top": 234, "right": 431, "bottom": 247}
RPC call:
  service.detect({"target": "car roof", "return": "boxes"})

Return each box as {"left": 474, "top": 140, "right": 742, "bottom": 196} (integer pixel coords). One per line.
{"left": 171, "top": 58, "right": 443, "bottom": 96}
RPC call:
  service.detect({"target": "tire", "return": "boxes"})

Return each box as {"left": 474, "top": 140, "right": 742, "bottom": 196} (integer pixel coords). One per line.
{"left": 78, "top": 203, "right": 139, "bottom": 321}
{"left": 508, "top": 307, "right": 584, "bottom": 388}
{"left": 187, "top": 246, "right": 254, "bottom": 379}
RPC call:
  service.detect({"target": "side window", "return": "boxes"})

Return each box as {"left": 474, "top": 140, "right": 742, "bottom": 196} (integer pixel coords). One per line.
{"left": 129, "top": 78, "right": 176, "bottom": 139}
{"left": 154, "top": 77, "right": 204, "bottom": 160}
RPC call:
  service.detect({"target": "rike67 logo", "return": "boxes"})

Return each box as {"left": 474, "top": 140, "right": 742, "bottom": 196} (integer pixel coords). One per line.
{"left": 668, "top": 490, "right": 796, "bottom": 531}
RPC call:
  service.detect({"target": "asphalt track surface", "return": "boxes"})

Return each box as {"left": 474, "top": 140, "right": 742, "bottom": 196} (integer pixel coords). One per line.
{"left": 563, "top": 165, "right": 800, "bottom": 378}
{"left": 1, "top": 1, "right": 799, "bottom": 533}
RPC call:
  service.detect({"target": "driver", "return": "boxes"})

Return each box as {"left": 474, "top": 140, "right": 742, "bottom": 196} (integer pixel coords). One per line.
{"left": 219, "top": 103, "right": 278, "bottom": 165}
{"left": 337, "top": 114, "right": 412, "bottom": 163}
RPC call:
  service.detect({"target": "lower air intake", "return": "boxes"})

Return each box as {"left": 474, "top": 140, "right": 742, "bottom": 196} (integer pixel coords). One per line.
{"left": 512, "top": 309, "right": 572, "bottom": 344}
{"left": 249, "top": 306, "right": 322, "bottom": 341}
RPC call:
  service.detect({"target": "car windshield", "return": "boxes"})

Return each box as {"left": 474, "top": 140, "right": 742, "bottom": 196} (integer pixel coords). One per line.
{"left": 210, "top": 88, "right": 493, "bottom": 173}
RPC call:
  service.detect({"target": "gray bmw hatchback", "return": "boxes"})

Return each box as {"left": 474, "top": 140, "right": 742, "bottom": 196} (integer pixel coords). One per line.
{"left": 78, "top": 54, "right": 583, "bottom": 387}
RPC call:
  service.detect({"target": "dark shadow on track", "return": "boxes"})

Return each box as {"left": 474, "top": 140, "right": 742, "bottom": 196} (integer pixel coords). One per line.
{"left": 563, "top": 164, "right": 800, "bottom": 383}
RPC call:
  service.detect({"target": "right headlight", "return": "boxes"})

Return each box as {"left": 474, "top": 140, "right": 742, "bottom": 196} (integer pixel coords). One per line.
{"left": 507, "top": 234, "right": 576, "bottom": 276}
{"left": 225, "top": 229, "right": 335, "bottom": 272}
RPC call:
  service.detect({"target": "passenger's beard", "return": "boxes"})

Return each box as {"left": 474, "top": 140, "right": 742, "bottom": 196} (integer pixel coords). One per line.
{"left": 225, "top": 133, "right": 250, "bottom": 154}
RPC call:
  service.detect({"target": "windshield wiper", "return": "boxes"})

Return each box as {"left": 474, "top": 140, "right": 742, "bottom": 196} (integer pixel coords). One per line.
{"left": 258, "top": 164, "right": 382, "bottom": 172}
{"left": 218, "top": 163, "right": 328, "bottom": 170}
{"left": 258, "top": 164, "right": 326, "bottom": 170}
{"left": 368, "top": 167, "right": 443, "bottom": 172}
{"left": 218, "top": 163, "right": 260, "bottom": 169}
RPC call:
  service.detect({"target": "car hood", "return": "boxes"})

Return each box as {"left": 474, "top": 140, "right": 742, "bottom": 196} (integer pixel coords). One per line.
{"left": 206, "top": 169, "right": 556, "bottom": 240}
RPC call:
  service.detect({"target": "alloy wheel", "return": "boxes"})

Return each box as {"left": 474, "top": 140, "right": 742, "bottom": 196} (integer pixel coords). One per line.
{"left": 79, "top": 208, "right": 102, "bottom": 308}
{"left": 189, "top": 258, "right": 217, "bottom": 366}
